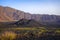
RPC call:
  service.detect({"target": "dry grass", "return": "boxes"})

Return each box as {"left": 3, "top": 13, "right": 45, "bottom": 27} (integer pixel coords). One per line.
{"left": 0, "top": 31, "right": 17, "bottom": 40}
{"left": 0, "top": 27, "right": 60, "bottom": 40}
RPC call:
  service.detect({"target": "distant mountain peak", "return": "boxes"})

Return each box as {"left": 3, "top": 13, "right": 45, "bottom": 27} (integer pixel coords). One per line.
{"left": 0, "top": 6, "right": 60, "bottom": 23}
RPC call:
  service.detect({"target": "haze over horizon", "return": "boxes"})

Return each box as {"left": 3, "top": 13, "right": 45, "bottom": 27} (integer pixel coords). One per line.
{"left": 0, "top": 0, "right": 60, "bottom": 15}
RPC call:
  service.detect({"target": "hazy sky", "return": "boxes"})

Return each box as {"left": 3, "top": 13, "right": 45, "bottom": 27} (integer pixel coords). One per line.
{"left": 0, "top": 0, "right": 60, "bottom": 15}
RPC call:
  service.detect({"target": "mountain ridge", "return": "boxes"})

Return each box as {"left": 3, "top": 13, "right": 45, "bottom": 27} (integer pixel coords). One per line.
{"left": 0, "top": 6, "right": 60, "bottom": 23}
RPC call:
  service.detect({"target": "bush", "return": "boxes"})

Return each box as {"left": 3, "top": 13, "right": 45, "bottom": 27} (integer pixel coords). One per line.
{"left": 0, "top": 31, "right": 17, "bottom": 40}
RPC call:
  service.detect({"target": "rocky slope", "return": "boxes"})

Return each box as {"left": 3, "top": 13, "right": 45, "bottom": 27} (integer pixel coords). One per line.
{"left": 0, "top": 6, "right": 60, "bottom": 27}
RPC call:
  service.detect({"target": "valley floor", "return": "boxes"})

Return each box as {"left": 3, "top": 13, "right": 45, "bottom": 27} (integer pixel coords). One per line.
{"left": 0, "top": 27, "right": 60, "bottom": 40}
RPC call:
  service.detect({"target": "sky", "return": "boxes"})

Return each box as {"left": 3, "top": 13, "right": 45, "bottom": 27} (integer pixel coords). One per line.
{"left": 0, "top": 0, "right": 60, "bottom": 15}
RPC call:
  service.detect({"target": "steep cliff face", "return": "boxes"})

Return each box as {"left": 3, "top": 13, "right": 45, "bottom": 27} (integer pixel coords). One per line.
{"left": 0, "top": 6, "right": 60, "bottom": 23}
{"left": 24, "top": 13, "right": 31, "bottom": 19}
{"left": 0, "top": 6, "right": 25, "bottom": 21}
